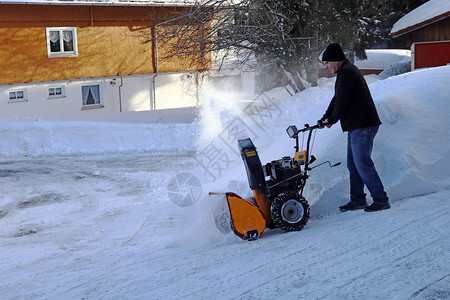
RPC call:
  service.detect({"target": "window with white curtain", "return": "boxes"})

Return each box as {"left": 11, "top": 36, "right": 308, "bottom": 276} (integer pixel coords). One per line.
{"left": 48, "top": 86, "right": 65, "bottom": 99}
{"left": 82, "top": 85, "right": 102, "bottom": 107}
{"left": 8, "top": 89, "right": 27, "bottom": 103}
{"left": 46, "top": 27, "right": 78, "bottom": 58}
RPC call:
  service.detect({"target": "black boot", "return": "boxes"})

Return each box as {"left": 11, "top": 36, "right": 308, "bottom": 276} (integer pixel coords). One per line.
{"left": 364, "top": 203, "right": 391, "bottom": 212}
{"left": 339, "top": 202, "right": 367, "bottom": 212}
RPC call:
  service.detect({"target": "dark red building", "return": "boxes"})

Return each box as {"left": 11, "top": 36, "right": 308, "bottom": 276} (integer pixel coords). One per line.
{"left": 390, "top": 0, "right": 450, "bottom": 70}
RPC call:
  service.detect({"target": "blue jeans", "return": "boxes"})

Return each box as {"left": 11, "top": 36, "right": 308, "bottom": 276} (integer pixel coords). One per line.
{"left": 347, "top": 126, "right": 389, "bottom": 205}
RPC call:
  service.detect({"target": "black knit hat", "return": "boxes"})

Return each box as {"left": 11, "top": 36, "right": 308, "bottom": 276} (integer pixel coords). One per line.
{"left": 322, "top": 43, "right": 346, "bottom": 61}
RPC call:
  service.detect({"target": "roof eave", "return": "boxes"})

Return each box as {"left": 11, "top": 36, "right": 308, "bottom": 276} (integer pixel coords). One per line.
{"left": 0, "top": 1, "right": 195, "bottom": 7}
{"left": 391, "top": 12, "right": 450, "bottom": 38}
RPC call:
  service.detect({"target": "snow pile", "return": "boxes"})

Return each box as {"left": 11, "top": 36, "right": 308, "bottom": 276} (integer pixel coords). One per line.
{"left": 378, "top": 56, "right": 411, "bottom": 79}
{"left": 0, "top": 120, "right": 198, "bottom": 156}
{"left": 371, "top": 67, "right": 450, "bottom": 196}
{"left": 354, "top": 49, "right": 410, "bottom": 70}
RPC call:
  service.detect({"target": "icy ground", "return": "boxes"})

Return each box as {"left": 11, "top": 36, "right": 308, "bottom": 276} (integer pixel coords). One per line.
{"left": 1, "top": 66, "right": 450, "bottom": 299}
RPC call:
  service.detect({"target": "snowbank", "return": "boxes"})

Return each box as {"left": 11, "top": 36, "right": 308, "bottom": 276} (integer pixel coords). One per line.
{"left": 0, "top": 120, "right": 198, "bottom": 156}
{"left": 378, "top": 57, "right": 411, "bottom": 79}
{"left": 354, "top": 49, "right": 411, "bottom": 70}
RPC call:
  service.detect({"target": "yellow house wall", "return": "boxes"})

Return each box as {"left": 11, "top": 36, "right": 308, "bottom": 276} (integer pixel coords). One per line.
{"left": 0, "top": 4, "right": 209, "bottom": 85}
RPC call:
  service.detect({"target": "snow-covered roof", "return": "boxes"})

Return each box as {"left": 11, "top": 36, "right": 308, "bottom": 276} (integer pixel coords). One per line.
{"left": 390, "top": 0, "right": 450, "bottom": 37}
{"left": 354, "top": 49, "right": 411, "bottom": 70}
{"left": 0, "top": 0, "right": 196, "bottom": 6}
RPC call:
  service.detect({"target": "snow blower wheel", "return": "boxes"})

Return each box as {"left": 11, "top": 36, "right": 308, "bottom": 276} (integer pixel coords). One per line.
{"left": 271, "top": 191, "right": 310, "bottom": 231}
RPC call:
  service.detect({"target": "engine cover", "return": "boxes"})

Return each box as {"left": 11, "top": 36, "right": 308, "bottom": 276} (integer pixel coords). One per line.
{"left": 264, "top": 157, "right": 305, "bottom": 197}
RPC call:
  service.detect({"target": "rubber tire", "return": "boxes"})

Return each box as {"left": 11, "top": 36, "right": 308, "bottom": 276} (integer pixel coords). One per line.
{"left": 271, "top": 191, "right": 310, "bottom": 231}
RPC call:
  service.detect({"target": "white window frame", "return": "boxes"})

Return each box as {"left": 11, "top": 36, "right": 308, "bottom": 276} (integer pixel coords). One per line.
{"left": 81, "top": 84, "right": 103, "bottom": 109}
{"left": 46, "top": 27, "right": 78, "bottom": 58}
{"left": 8, "top": 89, "right": 27, "bottom": 103}
{"left": 48, "top": 86, "right": 65, "bottom": 99}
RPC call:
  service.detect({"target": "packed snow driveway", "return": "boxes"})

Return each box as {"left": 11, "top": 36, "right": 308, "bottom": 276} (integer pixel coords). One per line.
{"left": 0, "top": 151, "right": 200, "bottom": 298}
{"left": 1, "top": 152, "right": 449, "bottom": 300}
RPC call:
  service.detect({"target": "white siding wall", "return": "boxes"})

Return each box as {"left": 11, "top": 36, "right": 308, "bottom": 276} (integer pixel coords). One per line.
{"left": 0, "top": 72, "right": 199, "bottom": 119}
{"left": 0, "top": 71, "right": 255, "bottom": 119}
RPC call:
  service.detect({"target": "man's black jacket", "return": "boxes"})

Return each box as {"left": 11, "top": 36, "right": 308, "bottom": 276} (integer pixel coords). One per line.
{"left": 322, "top": 59, "right": 381, "bottom": 132}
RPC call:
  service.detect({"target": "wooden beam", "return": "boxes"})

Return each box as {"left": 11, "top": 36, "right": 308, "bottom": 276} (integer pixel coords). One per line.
{"left": 90, "top": 6, "right": 94, "bottom": 26}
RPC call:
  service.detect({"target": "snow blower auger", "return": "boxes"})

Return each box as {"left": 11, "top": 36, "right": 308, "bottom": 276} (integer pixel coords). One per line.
{"left": 211, "top": 124, "right": 341, "bottom": 241}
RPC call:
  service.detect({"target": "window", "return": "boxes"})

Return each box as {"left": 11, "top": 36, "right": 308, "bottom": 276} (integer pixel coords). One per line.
{"left": 48, "top": 86, "right": 65, "bottom": 98}
{"left": 46, "top": 27, "right": 78, "bottom": 58}
{"left": 8, "top": 90, "right": 27, "bottom": 103}
{"left": 82, "top": 85, "right": 102, "bottom": 107}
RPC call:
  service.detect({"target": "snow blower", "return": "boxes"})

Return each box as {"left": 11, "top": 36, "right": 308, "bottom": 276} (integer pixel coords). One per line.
{"left": 211, "top": 124, "right": 341, "bottom": 241}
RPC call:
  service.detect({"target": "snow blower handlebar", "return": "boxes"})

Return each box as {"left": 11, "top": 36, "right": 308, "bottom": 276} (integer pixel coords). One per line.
{"left": 287, "top": 123, "right": 341, "bottom": 172}
{"left": 286, "top": 124, "right": 320, "bottom": 167}
{"left": 286, "top": 123, "right": 320, "bottom": 138}
{"left": 299, "top": 123, "right": 322, "bottom": 132}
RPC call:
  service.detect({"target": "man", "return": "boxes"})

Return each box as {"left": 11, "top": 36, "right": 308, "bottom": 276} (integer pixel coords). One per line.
{"left": 318, "top": 43, "right": 390, "bottom": 212}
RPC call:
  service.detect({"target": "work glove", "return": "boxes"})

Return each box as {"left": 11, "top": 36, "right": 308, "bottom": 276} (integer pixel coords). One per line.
{"left": 317, "top": 119, "right": 331, "bottom": 128}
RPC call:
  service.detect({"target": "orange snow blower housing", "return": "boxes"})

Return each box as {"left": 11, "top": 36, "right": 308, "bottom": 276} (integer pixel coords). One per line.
{"left": 213, "top": 124, "right": 341, "bottom": 241}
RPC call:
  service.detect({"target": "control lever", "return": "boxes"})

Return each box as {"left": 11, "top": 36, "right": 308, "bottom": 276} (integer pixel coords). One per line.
{"left": 310, "top": 160, "right": 341, "bottom": 170}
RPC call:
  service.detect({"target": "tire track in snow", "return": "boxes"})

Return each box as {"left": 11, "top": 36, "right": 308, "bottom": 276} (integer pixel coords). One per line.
{"left": 333, "top": 233, "right": 450, "bottom": 299}
{"left": 47, "top": 200, "right": 449, "bottom": 300}
{"left": 210, "top": 206, "right": 450, "bottom": 300}
{"left": 234, "top": 215, "right": 450, "bottom": 300}
{"left": 26, "top": 195, "right": 449, "bottom": 300}
{"left": 408, "top": 274, "right": 450, "bottom": 299}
